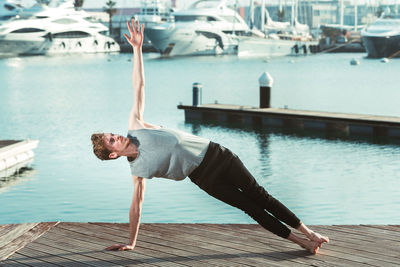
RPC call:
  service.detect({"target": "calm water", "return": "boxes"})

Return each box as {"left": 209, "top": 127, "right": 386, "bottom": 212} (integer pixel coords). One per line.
{"left": 1, "top": 52, "right": 399, "bottom": 225}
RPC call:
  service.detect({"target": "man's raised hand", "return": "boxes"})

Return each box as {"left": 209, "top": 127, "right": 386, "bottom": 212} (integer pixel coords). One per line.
{"left": 124, "top": 19, "right": 144, "bottom": 48}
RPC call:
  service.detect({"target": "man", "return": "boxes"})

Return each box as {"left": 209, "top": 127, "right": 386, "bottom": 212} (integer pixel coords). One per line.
{"left": 91, "top": 20, "right": 329, "bottom": 254}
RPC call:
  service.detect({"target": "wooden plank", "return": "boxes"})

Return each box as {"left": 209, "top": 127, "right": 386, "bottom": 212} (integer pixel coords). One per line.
{"left": 364, "top": 225, "right": 400, "bottom": 232}
{"left": 35, "top": 235, "right": 153, "bottom": 267}
{"left": 25, "top": 242, "right": 114, "bottom": 267}
{"left": 111, "top": 223, "right": 328, "bottom": 267}
{"left": 8, "top": 251, "right": 62, "bottom": 267}
{"left": 138, "top": 223, "right": 340, "bottom": 267}
{"left": 162, "top": 223, "right": 389, "bottom": 267}
{"left": 0, "top": 224, "right": 17, "bottom": 238}
{"left": 0, "top": 223, "right": 38, "bottom": 248}
{"left": 88, "top": 222, "right": 274, "bottom": 267}
{"left": 13, "top": 247, "right": 83, "bottom": 267}
{"left": 318, "top": 225, "right": 400, "bottom": 254}
{"left": 213, "top": 224, "right": 400, "bottom": 265}
{"left": 54, "top": 223, "right": 213, "bottom": 267}
{"left": 92, "top": 222, "right": 258, "bottom": 267}
{"left": 2, "top": 223, "right": 400, "bottom": 267}
{"left": 40, "top": 224, "right": 190, "bottom": 267}
{"left": 0, "top": 222, "right": 58, "bottom": 261}
{"left": 0, "top": 259, "right": 30, "bottom": 266}
{"left": 205, "top": 224, "right": 400, "bottom": 265}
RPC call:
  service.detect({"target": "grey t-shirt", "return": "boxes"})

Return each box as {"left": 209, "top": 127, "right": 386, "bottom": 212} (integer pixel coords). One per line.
{"left": 127, "top": 128, "right": 210, "bottom": 181}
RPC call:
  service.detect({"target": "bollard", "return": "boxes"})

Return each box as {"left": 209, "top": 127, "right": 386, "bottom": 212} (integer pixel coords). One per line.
{"left": 192, "top": 82, "right": 202, "bottom": 106}
{"left": 258, "top": 72, "right": 273, "bottom": 108}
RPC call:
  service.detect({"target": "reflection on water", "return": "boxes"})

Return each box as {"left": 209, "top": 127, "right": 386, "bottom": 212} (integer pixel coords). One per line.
{"left": 0, "top": 163, "right": 36, "bottom": 194}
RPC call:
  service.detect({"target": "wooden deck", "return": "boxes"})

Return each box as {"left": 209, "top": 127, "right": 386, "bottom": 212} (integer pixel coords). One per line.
{"left": 178, "top": 104, "right": 400, "bottom": 138}
{"left": 1, "top": 223, "right": 399, "bottom": 266}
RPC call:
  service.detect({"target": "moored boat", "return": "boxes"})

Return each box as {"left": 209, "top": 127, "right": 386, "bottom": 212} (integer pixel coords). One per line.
{"left": 361, "top": 11, "right": 400, "bottom": 58}
{"left": 0, "top": 0, "right": 119, "bottom": 56}
{"left": 144, "top": 0, "right": 250, "bottom": 56}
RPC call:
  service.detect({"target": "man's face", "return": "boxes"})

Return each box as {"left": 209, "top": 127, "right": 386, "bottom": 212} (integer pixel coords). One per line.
{"left": 103, "top": 133, "right": 130, "bottom": 154}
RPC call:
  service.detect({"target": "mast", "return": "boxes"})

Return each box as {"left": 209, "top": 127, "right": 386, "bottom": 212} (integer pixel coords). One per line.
{"left": 261, "top": 0, "right": 265, "bottom": 32}
{"left": 340, "top": 0, "right": 344, "bottom": 26}
{"left": 249, "top": 0, "right": 254, "bottom": 29}
{"left": 291, "top": 0, "right": 295, "bottom": 26}
{"left": 354, "top": 0, "right": 358, "bottom": 30}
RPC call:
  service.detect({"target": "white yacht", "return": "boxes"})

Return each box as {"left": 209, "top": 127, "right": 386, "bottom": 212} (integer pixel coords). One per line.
{"left": 120, "top": 0, "right": 173, "bottom": 52}
{"left": 361, "top": 11, "right": 400, "bottom": 58}
{"left": 144, "top": 0, "right": 251, "bottom": 56}
{"left": 238, "top": 2, "right": 317, "bottom": 58}
{"left": 0, "top": 0, "right": 119, "bottom": 56}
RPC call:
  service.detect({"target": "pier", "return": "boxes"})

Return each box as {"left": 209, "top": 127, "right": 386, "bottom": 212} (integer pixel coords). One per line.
{"left": 1, "top": 222, "right": 399, "bottom": 266}
{"left": 178, "top": 104, "right": 400, "bottom": 138}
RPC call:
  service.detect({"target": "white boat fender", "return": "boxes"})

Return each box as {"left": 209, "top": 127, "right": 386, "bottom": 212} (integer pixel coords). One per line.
{"left": 350, "top": 58, "right": 360, "bottom": 65}
{"left": 380, "top": 58, "right": 389, "bottom": 63}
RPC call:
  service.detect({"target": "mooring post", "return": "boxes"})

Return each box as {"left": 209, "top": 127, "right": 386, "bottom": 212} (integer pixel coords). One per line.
{"left": 192, "top": 82, "right": 202, "bottom": 106}
{"left": 258, "top": 72, "right": 273, "bottom": 108}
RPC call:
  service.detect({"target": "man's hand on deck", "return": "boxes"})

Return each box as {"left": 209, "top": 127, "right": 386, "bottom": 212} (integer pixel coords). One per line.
{"left": 106, "top": 243, "right": 135, "bottom": 251}
{"left": 123, "top": 19, "right": 144, "bottom": 48}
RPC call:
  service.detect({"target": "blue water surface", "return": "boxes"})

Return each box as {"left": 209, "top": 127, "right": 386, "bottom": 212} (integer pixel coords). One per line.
{"left": 0, "top": 52, "right": 399, "bottom": 225}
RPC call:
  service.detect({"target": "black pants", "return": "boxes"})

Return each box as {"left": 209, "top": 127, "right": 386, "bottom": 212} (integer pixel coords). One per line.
{"left": 189, "top": 142, "right": 301, "bottom": 238}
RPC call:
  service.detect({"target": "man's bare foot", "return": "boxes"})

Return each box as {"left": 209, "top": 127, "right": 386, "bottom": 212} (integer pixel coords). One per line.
{"left": 297, "top": 223, "right": 329, "bottom": 244}
{"left": 309, "top": 231, "right": 329, "bottom": 243}
{"left": 288, "top": 233, "right": 322, "bottom": 254}
{"left": 299, "top": 238, "right": 322, "bottom": 254}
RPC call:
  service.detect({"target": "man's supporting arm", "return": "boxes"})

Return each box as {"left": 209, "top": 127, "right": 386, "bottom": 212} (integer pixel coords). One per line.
{"left": 129, "top": 176, "right": 145, "bottom": 246}
{"left": 106, "top": 175, "right": 145, "bottom": 251}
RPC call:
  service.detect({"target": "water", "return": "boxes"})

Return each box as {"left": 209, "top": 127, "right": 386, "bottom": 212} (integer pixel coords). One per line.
{"left": 1, "top": 52, "right": 399, "bottom": 225}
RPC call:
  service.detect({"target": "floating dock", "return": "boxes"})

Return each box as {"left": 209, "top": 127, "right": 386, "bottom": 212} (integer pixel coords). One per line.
{"left": 0, "top": 140, "right": 39, "bottom": 177}
{"left": 1, "top": 222, "right": 399, "bottom": 266}
{"left": 178, "top": 104, "right": 400, "bottom": 138}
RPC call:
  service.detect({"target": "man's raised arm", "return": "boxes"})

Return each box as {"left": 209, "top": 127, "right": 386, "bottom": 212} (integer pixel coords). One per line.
{"left": 124, "top": 20, "right": 159, "bottom": 130}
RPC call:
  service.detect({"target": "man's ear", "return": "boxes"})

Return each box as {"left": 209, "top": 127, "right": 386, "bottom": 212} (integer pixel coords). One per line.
{"left": 109, "top": 152, "right": 118, "bottom": 159}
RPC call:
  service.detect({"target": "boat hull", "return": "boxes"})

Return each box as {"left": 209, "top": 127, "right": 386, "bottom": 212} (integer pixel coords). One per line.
{"left": 238, "top": 36, "right": 318, "bottom": 57}
{"left": 362, "top": 35, "right": 400, "bottom": 58}
{"left": 145, "top": 26, "right": 237, "bottom": 56}
{"left": 0, "top": 35, "right": 120, "bottom": 56}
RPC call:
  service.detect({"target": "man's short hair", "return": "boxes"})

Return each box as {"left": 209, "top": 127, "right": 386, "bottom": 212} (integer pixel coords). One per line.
{"left": 91, "top": 133, "right": 116, "bottom": 160}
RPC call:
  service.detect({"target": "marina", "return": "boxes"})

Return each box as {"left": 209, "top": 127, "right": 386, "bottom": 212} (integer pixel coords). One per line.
{"left": 1, "top": 1, "right": 400, "bottom": 266}
{"left": 1, "top": 222, "right": 400, "bottom": 266}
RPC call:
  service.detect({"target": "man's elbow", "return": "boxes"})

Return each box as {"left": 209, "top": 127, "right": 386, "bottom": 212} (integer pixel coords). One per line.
{"left": 134, "top": 82, "right": 145, "bottom": 90}
{"left": 130, "top": 206, "right": 142, "bottom": 217}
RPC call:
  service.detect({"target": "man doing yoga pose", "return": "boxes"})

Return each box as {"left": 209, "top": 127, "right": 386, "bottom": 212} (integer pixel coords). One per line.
{"left": 91, "top": 20, "right": 329, "bottom": 254}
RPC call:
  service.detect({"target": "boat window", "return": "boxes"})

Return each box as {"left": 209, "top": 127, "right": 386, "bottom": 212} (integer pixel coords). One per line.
{"left": 0, "top": 15, "right": 15, "bottom": 20}
{"left": 53, "top": 31, "right": 91, "bottom": 38}
{"left": 52, "top": 18, "right": 78, "bottom": 24}
{"left": 220, "top": 16, "right": 241, "bottom": 23}
{"left": 174, "top": 15, "right": 217, "bottom": 22}
{"left": 4, "top": 3, "right": 16, "bottom": 11}
{"left": 84, "top": 17, "right": 98, "bottom": 23}
{"left": 35, "top": 16, "right": 49, "bottom": 19}
{"left": 10, "top": 28, "right": 45, "bottom": 33}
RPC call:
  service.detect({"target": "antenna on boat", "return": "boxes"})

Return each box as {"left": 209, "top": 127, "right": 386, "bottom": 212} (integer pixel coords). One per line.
{"left": 249, "top": 0, "right": 254, "bottom": 29}
{"left": 260, "top": 0, "right": 265, "bottom": 32}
